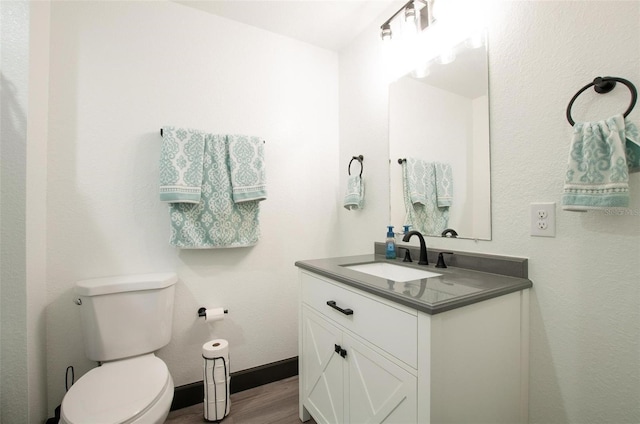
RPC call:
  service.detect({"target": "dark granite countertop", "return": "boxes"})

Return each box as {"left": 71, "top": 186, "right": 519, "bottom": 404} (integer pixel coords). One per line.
{"left": 295, "top": 252, "right": 532, "bottom": 315}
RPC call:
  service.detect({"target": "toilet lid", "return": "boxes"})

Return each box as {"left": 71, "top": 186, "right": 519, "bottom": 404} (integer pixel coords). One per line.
{"left": 61, "top": 355, "right": 170, "bottom": 424}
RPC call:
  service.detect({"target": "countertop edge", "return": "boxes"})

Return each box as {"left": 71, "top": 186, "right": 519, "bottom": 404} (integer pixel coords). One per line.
{"left": 295, "top": 256, "right": 532, "bottom": 315}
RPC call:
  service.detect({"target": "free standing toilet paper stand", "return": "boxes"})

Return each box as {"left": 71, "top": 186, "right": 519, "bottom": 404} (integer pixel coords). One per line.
{"left": 199, "top": 308, "right": 231, "bottom": 422}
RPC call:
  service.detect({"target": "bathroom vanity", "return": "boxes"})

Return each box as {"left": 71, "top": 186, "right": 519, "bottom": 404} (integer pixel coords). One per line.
{"left": 295, "top": 248, "right": 532, "bottom": 424}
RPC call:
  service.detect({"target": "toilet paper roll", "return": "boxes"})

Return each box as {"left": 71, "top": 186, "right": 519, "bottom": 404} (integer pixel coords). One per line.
{"left": 202, "top": 339, "right": 229, "bottom": 360}
{"left": 204, "top": 307, "right": 225, "bottom": 323}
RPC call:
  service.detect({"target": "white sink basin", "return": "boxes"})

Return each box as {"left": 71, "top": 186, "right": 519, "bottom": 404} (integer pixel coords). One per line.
{"left": 343, "top": 262, "right": 442, "bottom": 282}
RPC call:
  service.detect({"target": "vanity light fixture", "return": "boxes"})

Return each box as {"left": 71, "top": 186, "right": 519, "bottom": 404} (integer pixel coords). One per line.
{"left": 380, "top": 0, "right": 430, "bottom": 41}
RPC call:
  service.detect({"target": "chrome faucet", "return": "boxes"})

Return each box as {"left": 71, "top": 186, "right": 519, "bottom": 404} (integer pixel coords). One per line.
{"left": 402, "top": 230, "right": 429, "bottom": 265}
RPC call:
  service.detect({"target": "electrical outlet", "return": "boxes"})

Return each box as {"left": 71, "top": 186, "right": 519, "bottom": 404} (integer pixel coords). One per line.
{"left": 531, "top": 202, "right": 555, "bottom": 237}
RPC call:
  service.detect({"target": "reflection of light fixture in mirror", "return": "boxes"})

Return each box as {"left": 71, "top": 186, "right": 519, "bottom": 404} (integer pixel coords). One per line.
{"left": 436, "top": 48, "right": 456, "bottom": 64}
{"left": 466, "top": 31, "right": 486, "bottom": 48}
{"left": 412, "top": 64, "right": 430, "bottom": 79}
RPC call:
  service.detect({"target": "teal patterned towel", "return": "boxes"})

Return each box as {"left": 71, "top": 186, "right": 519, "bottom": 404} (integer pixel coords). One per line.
{"left": 562, "top": 115, "right": 634, "bottom": 211}
{"left": 228, "top": 135, "right": 267, "bottom": 203}
{"left": 159, "top": 127, "right": 206, "bottom": 203}
{"left": 434, "top": 162, "right": 453, "bottom": 208}
{"left": 402, "top": 158, "right": 449, "bottom": 235}
{"left": 168, "top": 134, "right": 266, "bottom": 248}
{"left": 343, "top": 175, "right": 365, "bottom": 210}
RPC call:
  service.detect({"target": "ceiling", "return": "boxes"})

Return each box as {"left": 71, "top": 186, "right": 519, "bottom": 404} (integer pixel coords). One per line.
{"left": 176, "top": 0, "right": 399, "bottom": 52}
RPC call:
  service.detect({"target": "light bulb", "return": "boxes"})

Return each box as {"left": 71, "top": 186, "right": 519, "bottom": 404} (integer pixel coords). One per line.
{"left": 381, "top": 23, "right": 392, "bottom": 41}
{"left": 404, "top": 2, "right": 416, "bottom": 23}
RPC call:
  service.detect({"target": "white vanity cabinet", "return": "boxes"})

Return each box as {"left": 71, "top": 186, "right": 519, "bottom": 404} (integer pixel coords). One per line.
{"left": 300, "top": 271, "right": 418, "bottom": 424}
{"left": 298, "top": 269, "right": 529, "bottom": 424}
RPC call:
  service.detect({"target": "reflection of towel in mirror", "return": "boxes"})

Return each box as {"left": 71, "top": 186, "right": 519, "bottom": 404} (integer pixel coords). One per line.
{"left": 562, "top": 115, "right": 635, "bottom": 211}
{"left": 434, "top": 162, "right": 453, "bottom": 207}
{"left": 402, "top": 158, "right": 449, "bottom": 234}
{"left": 343, "top": 175, "right": 364, "bottom": 210}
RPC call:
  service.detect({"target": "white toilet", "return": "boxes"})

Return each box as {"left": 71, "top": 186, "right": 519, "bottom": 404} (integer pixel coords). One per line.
{"left": 60, "top": 273, "right": 178, "bottom": 424}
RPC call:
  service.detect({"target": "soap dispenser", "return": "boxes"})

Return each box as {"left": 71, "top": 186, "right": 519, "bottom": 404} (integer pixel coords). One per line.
{"left": 386, "top": 226, "right": 396, "bottom": 259}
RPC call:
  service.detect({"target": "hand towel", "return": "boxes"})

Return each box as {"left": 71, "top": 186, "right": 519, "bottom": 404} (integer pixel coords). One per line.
{"left": 227, "top": 135, "right": 267, "bottom": 203}
{"left": 168, "top": 134, "right": 265, "bottom": 248}
{"left": 159, "top": 126, "right": 206, "bottom": 203}
{"left": 623, "top": 119, "right": 640, "bottom": 172}
{"left": 402, "top": 158, "right": 449, "bottom": 235}
{"left": 343, "top": 175, "right": 365, "bottom": 210}
{"left": 434, "top": 162, "right": 453, "bottom": 208}
{"left": 562, "top": 115, "right": 630, "bottom": 211}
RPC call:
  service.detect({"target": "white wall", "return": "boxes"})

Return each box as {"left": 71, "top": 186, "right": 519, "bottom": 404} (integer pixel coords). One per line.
{"left": 45, "top": 1, "right": 339, "bottom": 411}
{"left": 0, "top": 1, "right": 50, "bottom": 421}
{"left": 337, "top": 4, "right": 397, "bottom": 253}
{"left": 339, "top": 1, "right": 640, "bottom": 423}
{"left": 1, "top": 2, "right": 29, "bottom": 421}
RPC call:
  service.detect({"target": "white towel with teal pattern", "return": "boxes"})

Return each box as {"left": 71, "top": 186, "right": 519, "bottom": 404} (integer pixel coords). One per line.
{"left": 228, "top": 135, "right": 267, "bottom": 203}
{"left": 402, "top": 158, "right": 449, "bottom": 234}
{"left": 434, "top": 162, "right": 453, "bottom": 208}
{"left": 168, "top": 134, "right": 266, "bottom": 248}
{"left": 562, "top": 115, "right": 633, "bottom": 211}
{"left": 343, "top": 175, "right": 365, "bottom": 210}
{"left": 159, "top": 127, "right": 206, "bottom": 203}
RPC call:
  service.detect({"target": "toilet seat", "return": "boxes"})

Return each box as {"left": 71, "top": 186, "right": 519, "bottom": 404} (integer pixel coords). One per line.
{"left": 61, "top": 354, "right": 172, "bottom": 424}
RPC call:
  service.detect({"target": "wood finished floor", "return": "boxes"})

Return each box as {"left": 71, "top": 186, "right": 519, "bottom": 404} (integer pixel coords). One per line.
{"left": 166, "top": 376, "right": 316, "bottom": 424}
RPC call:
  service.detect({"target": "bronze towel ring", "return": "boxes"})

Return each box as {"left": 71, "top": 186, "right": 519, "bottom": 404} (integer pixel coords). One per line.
{"left": 348, "top": 155, "right": 364, "bottom": 177}
{"left": 566, "top": 76, "right": 637, "bottom": 126}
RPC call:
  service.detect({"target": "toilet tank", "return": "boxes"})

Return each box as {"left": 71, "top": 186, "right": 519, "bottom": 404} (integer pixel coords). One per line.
{"left": 75, "top": 273, "right": 177, "bottom": 362}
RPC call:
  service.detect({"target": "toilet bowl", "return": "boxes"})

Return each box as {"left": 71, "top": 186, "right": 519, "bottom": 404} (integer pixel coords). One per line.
{"left": 60, "top": 354, "right": 173, "bottom": 424}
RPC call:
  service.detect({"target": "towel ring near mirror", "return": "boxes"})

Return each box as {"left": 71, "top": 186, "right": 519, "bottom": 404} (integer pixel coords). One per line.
{"left": 566, "top": 76, "right": 637, "bottom": 126}
{"left": 348, "top": 155, "right": 364, "bottom": 177}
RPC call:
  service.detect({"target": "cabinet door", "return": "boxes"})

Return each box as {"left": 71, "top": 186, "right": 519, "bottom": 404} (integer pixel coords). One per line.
{"left": 344, "top": 334, "right": 417, "bottom": 424}
{"left": 302, "top": 307, "right": 344, "bottom": 424}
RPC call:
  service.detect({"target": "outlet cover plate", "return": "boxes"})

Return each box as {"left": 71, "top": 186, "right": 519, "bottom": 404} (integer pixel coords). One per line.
{"left": 531, "top": 202, "right": 556, "bottom": 237}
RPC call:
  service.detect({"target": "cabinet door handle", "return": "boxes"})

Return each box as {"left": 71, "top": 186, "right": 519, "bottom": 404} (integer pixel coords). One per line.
{"left": 326, "top": 300, "right": 354, "bottom": 316}
{"left": 334, "top": 344, "right": 348, "bottom": 359}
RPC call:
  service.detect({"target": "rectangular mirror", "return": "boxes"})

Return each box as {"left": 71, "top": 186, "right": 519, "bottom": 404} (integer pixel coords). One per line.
{"left": 389, "top": 34, "right": 491, "bottom": 240}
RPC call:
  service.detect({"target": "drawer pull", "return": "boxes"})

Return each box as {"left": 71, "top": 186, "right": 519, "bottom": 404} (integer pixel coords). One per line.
{"left": 326, "top": 300, "right": 353, "bottom": 316}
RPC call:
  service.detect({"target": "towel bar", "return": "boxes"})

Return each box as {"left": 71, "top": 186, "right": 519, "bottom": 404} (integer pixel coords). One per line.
{"left": 159, "top": 128, "right": 265, "bottom": 143}
{"left": 566, "top": 76, "right": 637, "bottom": 126}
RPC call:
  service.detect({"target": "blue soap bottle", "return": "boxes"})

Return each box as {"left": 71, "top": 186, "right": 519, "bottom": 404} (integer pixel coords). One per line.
{"left": 385, "top": 226, "right": 396, "bottom": 259}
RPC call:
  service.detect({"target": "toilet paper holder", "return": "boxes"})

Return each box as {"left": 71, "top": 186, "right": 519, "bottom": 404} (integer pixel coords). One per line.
{"left": 198, "top": 307, "right": 229, "bottom": 318}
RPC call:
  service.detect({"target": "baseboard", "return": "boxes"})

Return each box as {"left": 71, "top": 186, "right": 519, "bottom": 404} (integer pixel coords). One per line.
{"left": 170, "top": 356, "right": 299, "bottom": 411}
